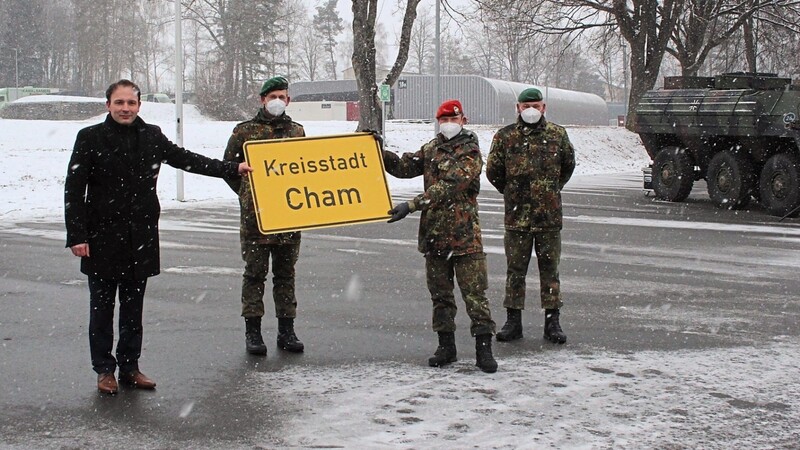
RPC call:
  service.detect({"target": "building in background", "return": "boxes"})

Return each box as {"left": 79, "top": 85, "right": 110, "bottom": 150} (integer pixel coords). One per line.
{"left": 0, "top": 87, "right": 59, "bottom": 110}
{"left": 286, "top": 101, "right": 359, "bottom": 121}
{"left": 289, "top": 75, "right": 608, "bottom": 125}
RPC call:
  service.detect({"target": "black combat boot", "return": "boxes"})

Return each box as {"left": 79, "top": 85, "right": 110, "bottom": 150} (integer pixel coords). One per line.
{"left": 428, "top": 332, "right": 457, "bottom": 367}
{"left": 496, "top": 308, "right": 523, "bottom": 342}
{"left": 277, "top": 318, "right": 304, "bottom": 353}
{"left": 544, "top": 308, "right": 567, "bottom": 344}
{"left": 475, "top": 334, "right": 498, "bottom": 373}
{"left": 245, "top": 317, "right": 267, "bottom": 355}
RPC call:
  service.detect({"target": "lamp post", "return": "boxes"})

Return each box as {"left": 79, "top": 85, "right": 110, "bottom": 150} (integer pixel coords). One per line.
{"left": 13, "top": 48, "right": 19, "bottom": 88}
{"left": 174, "top": 0, "right": 185, "bottom": 201}
{"left": 434, "top": 0, "right": 440, "bottom": 135}
{"left": 621, "top": 40, "right": 628, "bottom": 124}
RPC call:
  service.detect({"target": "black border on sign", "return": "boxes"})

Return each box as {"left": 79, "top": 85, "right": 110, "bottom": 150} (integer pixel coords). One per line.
{"left": 242, "top": 132, "right": 393, "bottom": 234}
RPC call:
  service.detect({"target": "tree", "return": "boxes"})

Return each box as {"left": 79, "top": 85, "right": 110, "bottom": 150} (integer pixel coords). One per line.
{"left": 282, "top": 0, "right": 309, "bottom": 81}
{"left": 476, "top": 0, "right": 549, "bottom": 82}
{"left": 351, "top": 0, "right": 422, "bottom": 132}
{"left": 584, "top": 27, "right": 628, "bottom": 102}
{"left": 183, "top": 0, "right": 289, "bottom": 118}
{"left": 462, "top": 23, "right": 504, "bottom": 79}
{"left": 185, "top": 0, "right": 260, "bottom": 98}
{"left": 407, "top": 4, "right": 434, "bottom": 74}
{"left": 551, "top": 0, "right": 683, "bottom": 127}
{"left": 667, "top": 0, "right": 800, "bottom": 76}
{"left": 140, "top": 3, "right": 172, "bottom": 93}
{"left": 297, "top": 23, "right": 323, "bottom": 81}
{"left": 72, "top": 0, "right": 112, "bottom": 93}
{"left": 313, "top": 0, "right": 344, "bottom": 80}
{"left": 474, "top": 0, "right": 683, "bottom": 128}
{"left": 440, "top": 32, "right": 478, "bottom": 75}
{"left": 38, "top": 0, "right": 75, "bottom": 87}
{"left": 1, "top": 0, "right": 47, "bottom": 87}
{"left": 606, "top": 0, "right": 684, "bottom": 126}
{"left": 747, "top": 4, "right": 800, "bottom": 76}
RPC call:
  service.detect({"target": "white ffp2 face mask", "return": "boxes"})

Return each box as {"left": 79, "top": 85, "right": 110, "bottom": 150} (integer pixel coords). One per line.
{"left": 520, "top": 107, "right": 542, "bottom": 124}
{"left": 439, "top": 123, "right": 462, "bottom": 140}
{"left": 266, "top": 98, "right": 286, "bottom": 116}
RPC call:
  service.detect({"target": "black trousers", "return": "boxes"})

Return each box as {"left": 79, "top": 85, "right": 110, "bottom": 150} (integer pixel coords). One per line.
{"left": 88, "top": 276, "right": 147, "bottom": 374}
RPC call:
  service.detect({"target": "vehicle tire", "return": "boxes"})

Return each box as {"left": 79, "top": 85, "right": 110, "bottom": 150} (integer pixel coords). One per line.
{"left": 759, "top": 153, "right": 800, "bottom": 217}
{"left": 706, "top": 150, "right": 754, "bottom": 209}
{"left": 652, "top": 146, "right": 694, "bottom": 202}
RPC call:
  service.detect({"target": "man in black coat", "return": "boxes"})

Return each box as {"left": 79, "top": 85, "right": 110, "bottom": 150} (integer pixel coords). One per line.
{"left": 64, "top": 79, "right": 252, "bottom": 395}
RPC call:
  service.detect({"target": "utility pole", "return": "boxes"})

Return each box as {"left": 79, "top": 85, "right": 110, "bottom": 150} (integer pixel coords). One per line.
{"left": 621, "top": 41, "right": 629, "bottom": 123}
{"left": 175, "top": 0, "right": 185, "bottom": 201}
{"left": 434, "top": 0, "right": 440, "bottom": 135}
{"left": 13, "top": 48, "right": 19, "bottom": 88}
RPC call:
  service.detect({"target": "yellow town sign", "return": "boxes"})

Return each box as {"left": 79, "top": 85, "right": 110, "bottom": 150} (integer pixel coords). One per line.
{"left": 243, "top": 133, "right": 393, "bottom": 234}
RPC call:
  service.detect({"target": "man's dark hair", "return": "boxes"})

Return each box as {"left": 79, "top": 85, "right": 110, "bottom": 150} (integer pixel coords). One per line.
{"left": 105, "top": 79, "right": 141, "bottom": 102}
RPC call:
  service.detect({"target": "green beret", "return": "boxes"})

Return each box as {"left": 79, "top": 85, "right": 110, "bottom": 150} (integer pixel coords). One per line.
{"left": 259, "top": 76, "right": 289, "bottom": 96}
{"left": 518, "top": 87, "right": 543, "bottom": 103}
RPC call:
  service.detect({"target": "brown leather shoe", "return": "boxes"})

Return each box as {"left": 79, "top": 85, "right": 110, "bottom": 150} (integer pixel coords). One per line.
{"left": 97, "top": 372, "right": 118, "bottom": 395}
{"left": 119, "top": 370, "right": 156, "bottom": 389}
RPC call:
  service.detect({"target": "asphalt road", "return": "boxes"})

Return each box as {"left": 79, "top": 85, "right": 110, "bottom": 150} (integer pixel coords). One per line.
{"left": 1, "top": 172, "right": 799, "bottom": 447}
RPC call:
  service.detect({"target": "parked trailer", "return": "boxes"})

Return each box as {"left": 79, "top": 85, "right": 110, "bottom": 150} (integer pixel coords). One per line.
{"left": 634, "top": 72, "right": 800, "bottom": 217}
{"left": 0, "top": 87, "right": 59, "bottom": 109}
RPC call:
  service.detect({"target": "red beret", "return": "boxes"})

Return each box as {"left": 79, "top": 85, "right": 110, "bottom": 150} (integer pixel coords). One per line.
{"left": 436, "top": 99, "right": 464, "bottom": 119}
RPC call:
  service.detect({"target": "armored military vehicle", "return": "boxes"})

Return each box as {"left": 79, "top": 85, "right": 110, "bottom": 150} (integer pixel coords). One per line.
{"left": 634, "top": 72, "right": 800, "bottom": 217}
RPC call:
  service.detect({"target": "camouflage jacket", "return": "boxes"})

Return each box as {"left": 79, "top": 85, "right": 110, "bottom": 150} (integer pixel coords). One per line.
{"left": 383, "top": 129, "right": 484, "bottom": 256}
{"left": 486, "top": 117, "right": 575, "bottom": 232}
{"left": 223, "top": 108, "right": 305, "bottom": 244}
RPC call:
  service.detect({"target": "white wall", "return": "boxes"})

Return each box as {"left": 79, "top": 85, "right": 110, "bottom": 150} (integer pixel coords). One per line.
{"left": 286, "top": 101, "right": 347, "bottom": 121}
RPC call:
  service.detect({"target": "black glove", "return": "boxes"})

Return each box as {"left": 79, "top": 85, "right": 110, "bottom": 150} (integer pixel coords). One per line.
{"left": 388, "top": 201, "right": 411, "bottom": 223}
{"left": 365, "top": 129, "right": 384, "bottom": 150}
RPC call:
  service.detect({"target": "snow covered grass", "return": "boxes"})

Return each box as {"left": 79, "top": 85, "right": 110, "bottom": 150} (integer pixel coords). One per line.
{"left": 0, "top": 97, "right": 650, "bottom": 222}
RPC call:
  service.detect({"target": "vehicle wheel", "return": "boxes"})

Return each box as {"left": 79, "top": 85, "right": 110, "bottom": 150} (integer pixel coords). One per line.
{"left": 652, "top": 146, "right": 694, "bottom": 202}
{"left": 706, "top": 150, "right": 754, "bottom": 209}
{"left": 759, "top": 153, "right": 800, "bottom": 217}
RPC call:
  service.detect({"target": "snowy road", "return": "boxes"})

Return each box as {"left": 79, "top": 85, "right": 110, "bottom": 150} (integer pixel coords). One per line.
{"left": 2, "top": 172, "right": 800, "bottom": 449}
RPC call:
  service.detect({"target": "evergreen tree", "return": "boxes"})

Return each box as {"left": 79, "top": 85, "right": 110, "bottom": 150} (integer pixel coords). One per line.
{"left": 0, "top": 0, "right": 46, "bottom": 87}
{"left": 313, "top": 0, "right": 343, "bottom": 80}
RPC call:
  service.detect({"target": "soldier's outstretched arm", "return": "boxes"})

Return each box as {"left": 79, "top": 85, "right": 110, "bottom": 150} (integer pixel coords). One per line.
{"left": 382, "top": 148, "right": 425, "bottom": 179}
{"left": 387, "top": 200, "right": 415, "bottom": 223}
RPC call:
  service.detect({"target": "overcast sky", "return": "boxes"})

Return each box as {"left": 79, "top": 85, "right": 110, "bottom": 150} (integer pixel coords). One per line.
{"left": 330, "top": 0, "right": 447, "bottom": 56}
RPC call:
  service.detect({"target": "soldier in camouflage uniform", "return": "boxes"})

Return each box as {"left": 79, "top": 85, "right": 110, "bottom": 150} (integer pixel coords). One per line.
{"left": 486, "top": 87, "right": 575, "bottom": 345}
{"left": 382, "top": 99, "right": 497, "bottom": 373}
{"left": 223, "top": 76, "right": 306, "bottom": 356}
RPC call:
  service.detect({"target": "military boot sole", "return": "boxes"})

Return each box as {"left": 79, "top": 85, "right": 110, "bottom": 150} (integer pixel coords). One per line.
{"left": 277, "top": 334, "right": 305, "bottom": 353}
{"left": 277, "top": 342, "right": 305, "bottom": 353}
{"left": 428, "top": 355, "right": 458, "bottom": 367}
{"left": 496, "top": 330, "right": 523, "bottom": 342}
{"left": 543, "top": 332, "right": 567, "bottom": 344}
{"left": 476, "top": 359, "right": 498, "bottom": 373}
{"left": 246, "top": 343, "right": 268, "bottom": 355}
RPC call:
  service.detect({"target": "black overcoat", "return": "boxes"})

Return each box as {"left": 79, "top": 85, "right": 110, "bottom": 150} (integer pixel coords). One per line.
{"left": 65, "top": 114, "right": 239, "bottom": 280}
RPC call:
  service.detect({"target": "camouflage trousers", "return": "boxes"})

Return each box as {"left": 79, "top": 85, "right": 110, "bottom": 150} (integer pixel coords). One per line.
{"left": 504, "top": 229, "right": 563, "bottom": 310}
{"left": 425, "top": 252, "right": 496, "bottom": 336}
{"left": 240, "top": 241, "right": 300, "bottom": 319}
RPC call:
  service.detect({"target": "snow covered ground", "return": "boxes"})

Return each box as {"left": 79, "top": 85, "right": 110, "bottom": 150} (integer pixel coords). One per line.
{"left": 3, "top": 99, "right": 799, "bottom": 449}
{"left": 264, "top": 341, "right": 799, "bottom": 448}
{"left": 0, "top": 96, "right": 648, "bottom": 222}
